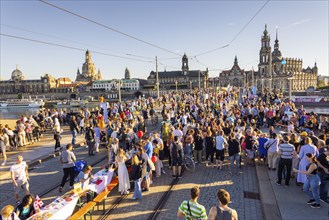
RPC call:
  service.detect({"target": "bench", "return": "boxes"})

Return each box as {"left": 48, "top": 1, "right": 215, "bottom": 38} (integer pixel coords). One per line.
{"left": 68, "top": 201, "right": 96, "bottom": 220}
{"left": 94, "top": 177, "right": 119, "bottom": 213}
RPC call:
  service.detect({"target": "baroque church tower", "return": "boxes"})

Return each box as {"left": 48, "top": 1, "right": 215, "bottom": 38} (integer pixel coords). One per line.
{"left": 258, "top": 24, "right": 271, "bottom": 77}
{"left": 76, "top": 50, "right": 102, "bottom": 82}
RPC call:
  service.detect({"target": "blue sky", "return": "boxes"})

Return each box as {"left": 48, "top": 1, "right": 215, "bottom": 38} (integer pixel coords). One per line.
{"left": 1, "top": 0, "right": 328, "bottom": 81}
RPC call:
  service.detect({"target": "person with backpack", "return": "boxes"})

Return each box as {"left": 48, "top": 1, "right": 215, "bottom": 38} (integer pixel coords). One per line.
{"left": 177, "top": 186, "right": 207, "bottom": 220}
{"left": 85, "top": 124, "right": 95, "bottom": 156}
{"left": 170, "top": 136, "right": 184, "bottom": 178}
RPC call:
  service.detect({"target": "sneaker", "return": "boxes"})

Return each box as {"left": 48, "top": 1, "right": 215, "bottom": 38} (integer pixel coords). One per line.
{"left": 161, "top": 170, "right": 166, "bottom": 174}
{"left": 1, "top": 161, "right": 6, "bottom": 166}
{"left": 125, "top": 191, "right": 130, "bottom": 195}
{"left": 178, "top": 175, "right": 182, "bottom": 179}
{"left": 310, "top": 203, "right": 321, "bottom": 208}
{"left": 172, "top": 175, "right": 176, "bottom": 178}
{"left": 131, "top": 197, "right": 137, "bottom": 200}
{"left": 275, "top": 181, "right": 281, "bottom": 186}
{"left": 306, "top": 199, "right": 315, "bottom": 204}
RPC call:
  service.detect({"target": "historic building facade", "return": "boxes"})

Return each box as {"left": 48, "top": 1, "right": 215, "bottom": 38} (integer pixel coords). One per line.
{"left": 219, "top": 56, "right": 245, "bottom": 87}
{"left": 75, "top": 50, "right": 102, "bottom": 82}
{"left": 0, "top": 66, "right": 56, "bottom": 94}
{"left": 92, "top": 79, "right": 140, "bottom": 91}
{"left": 147, "top": 54, "right": 208, "bottom": 90}
{"left": 253, "top": 25, "right": 318, "bottom": 92}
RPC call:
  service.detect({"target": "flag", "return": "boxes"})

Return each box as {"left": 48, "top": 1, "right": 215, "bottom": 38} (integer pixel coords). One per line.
{"left": 33, "top": 195, "right": 44, "bottom": 210}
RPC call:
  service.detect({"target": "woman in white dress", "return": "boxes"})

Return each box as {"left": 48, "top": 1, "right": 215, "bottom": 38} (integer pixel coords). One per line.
{"left": 115, "top": 148, "right": 130, "bottom": 195}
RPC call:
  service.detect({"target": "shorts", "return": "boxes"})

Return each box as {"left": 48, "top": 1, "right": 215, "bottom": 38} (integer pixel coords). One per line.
{"left": 215, "top": 149, "right": 225, "bottom": 161}
{"left": 172, "top": 157, "right": 182, "bottom": 166}
{"left": 14, "top": 180, "right": 29, "bottom": 194}
{"left": 246, "top": 149, "right": 255, "bottom": 159}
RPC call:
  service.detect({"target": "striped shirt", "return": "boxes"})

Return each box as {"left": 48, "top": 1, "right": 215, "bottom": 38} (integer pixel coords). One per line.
{"left": 279, "top": 143, "right": 294, "bottom": 159}
{"left": 179, "top": 200, "right": 207, "bottom": 220}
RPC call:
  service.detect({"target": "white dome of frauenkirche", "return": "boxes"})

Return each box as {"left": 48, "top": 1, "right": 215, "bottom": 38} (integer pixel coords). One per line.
{"left": 11, "top": 67, "right": 25, "bottom": 81}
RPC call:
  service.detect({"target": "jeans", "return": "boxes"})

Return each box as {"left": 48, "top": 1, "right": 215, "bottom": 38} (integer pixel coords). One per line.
{"left": 61, "top": 166, "right": 75, "bottom": 187}
{"left": 133, "top": 178, "right": 142, "bottom": 199}
{"left": 277, "top": 158, "right": 292, "bottom": 185}
{"left": 184, "top": 144, "right": 192, "bottom": 157}
{"left": 303, "top": 174, "right": 321, "bottom": 204}
{"left": 230, "top": 153, "right": 240, "bottom": 173}
{"left": 54, "top": 134, "right": 61, "bottom": 150}
{"left": 318, "top": 171, "right": 328, "bottom": 200}
{"left": 193, "top": 150, "right": 202, "bottom": 163}
{"left": 71, "top": 130, "right": 77, "bottom": 145}
{"left": 87, "top": 140, "right": 94, "bottom": 155}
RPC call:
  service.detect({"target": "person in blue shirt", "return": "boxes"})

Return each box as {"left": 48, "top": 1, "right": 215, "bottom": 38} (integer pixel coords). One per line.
{"left": 143, "top": 135, "right": 153, "bottom": 159}
{"left": 257, "top": 133, "right": 268, "bottom": 166}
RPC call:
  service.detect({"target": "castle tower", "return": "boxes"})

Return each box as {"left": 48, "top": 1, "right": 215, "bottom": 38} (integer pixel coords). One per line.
{"left": 125, "top": 67, "right": 131, "bottom": 79}
{"left": 258, "top": 24, "right": 272, "bottom": 77}
{"left": 272, "top": 27, "right": 282, "bottom": 59}
{"left": 182, "top": 53, "right": 189, "bottom": 76}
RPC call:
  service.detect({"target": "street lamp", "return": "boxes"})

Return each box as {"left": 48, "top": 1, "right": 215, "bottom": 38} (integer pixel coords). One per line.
{"left": 189, "top": 81, "right": 192, "bottom": 93}
{"left": 175, "top": 81, "right": 178, "bottom": 93}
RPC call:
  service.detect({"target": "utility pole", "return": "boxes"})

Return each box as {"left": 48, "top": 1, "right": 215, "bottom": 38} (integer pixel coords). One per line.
{"left": 118, "top": 79, "right": 121, "bottom": 103}
{"left": 198, "top": 71, "right": 201, "bottom": 90}
{"left": 156, "top": 56, "right": 160, "bottom": 99}
{"left": 251, "top": 66, "right": 254, "bottom": 88}
{"left": 269, "top": 51, "right": 272, "bottom": 93}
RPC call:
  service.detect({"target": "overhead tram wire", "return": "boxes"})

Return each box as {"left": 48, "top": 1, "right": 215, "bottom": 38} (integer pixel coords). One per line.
{"left": 1, "top": 23, "right": 145, "bottom": 59}
{"left": 194, "top": 0, "right": 270, "bottom": 57}
{"left": 2, "top": 23, "right": 156, "bottom": 62}
{"left": 39, "top": 0, "right": 182, "bottom": 57}
{"left": 0, "top": 33, "right": 154, "bottom": 63}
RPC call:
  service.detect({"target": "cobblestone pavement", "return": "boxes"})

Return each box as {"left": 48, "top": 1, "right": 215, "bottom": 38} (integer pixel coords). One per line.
{"left": 0, "top": 134, "right": 106, "bottom": 207}
{"left": 156, "top": 163, "right": 263, "bottom": 220}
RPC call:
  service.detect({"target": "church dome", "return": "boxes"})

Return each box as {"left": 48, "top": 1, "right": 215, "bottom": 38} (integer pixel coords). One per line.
{"left": 11, "top": 67, "right": 25, "bottom": 81}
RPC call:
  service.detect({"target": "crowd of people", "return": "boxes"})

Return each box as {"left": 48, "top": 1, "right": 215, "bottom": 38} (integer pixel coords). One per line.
{"left": 1, "top": 87, "right": 328, "bottom": 219}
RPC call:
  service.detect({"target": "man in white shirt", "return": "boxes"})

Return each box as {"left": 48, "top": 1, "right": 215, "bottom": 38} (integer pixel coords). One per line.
{"left": 10, "top": 155, "right": 29, "bottom": 204}
{"left": 173, "top": 125, "right": 183, "bottom": 142}
{"left": 215, "top": 130, "right": 228, "bottom": 170}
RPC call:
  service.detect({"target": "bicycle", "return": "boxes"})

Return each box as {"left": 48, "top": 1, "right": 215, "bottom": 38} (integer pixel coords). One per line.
{"left": 183, "top": 155, "right": 195, "bottom": 172}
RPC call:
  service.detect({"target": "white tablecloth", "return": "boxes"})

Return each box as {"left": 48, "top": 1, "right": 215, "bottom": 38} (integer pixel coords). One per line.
{"left": 87, "top": 169, "right": 114, "bottom": 194}
{"left": 28, "top": 170, "right": 114, "bottom": 220}
{"left": 28, "top": 195, "right": 79, "bottom": 220}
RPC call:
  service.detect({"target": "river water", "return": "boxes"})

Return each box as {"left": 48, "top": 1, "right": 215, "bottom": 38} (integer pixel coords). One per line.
{"left": 0, "top": 106, "right": 328, "bottom": 121}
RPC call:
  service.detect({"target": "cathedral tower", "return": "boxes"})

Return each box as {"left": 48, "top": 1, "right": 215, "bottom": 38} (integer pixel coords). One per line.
{"left": 258, "top": 24, "right": 272, "bottom": 77}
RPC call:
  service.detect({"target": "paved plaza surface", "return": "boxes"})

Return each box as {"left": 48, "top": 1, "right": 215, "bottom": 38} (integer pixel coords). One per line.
{"left": 0, "top": 114, "right": 328, "bottom": 219}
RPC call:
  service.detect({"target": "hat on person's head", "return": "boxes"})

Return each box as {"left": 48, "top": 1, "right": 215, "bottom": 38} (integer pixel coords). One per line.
{"left": 300, "top": 131, "right": 308, "bottom": 137}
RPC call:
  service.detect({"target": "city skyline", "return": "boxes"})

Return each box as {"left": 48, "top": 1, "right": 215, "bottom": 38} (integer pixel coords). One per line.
{"left": 1, "top": 0, "right": 328, "bottom": 81}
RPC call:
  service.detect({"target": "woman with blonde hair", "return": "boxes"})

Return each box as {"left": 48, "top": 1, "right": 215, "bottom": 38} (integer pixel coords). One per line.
{"left": 1, "top": 205, "right": 20, "bottom": 220}
{"left": 115, "top": 148, "right": 130, "bottom": 195}
{"left": 131, "top": 149, "right": 143, "bottom": 200}
{"left": 297, "top": 137, "right": 319, "bottom": 184}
